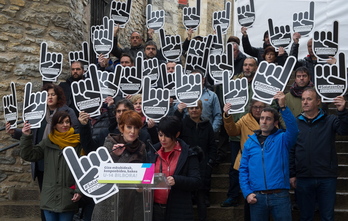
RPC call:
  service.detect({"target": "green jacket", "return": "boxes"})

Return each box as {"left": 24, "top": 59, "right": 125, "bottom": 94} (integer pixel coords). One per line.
{"left": 20, "top": 134, "right": 81, "bottom": 213}
{"left": 285, "top": 92, "right": 302, "bottom": 117}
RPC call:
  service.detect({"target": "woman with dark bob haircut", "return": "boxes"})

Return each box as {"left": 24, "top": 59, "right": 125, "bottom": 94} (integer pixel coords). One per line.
{"left": 148, "top": 116, "right": 201, "bottom": 221}
{"left": 20, "top": 111, "right": 82, "bottom": 220}
{"left": 91, "top": 110, "right": 147, "bottom": 221}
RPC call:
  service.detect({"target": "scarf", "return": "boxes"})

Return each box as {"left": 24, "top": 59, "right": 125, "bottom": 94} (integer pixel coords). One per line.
{"left": 110, "top": 133, "right": 142, "bottom": 153}
{"left": 48, "top": 127, "right": 80, "bottom": 149}
{"left": 290, "top": 81, "right": 314, "bottom": 97}
{"left": 106, "top": 133, "right": 145, "bottom": 163}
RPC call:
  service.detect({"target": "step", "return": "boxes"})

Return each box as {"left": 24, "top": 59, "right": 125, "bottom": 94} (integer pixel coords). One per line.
{"left": 209, "top": 189, "right": 244, "bottom": 205}
{"left": 336, "top": 135, "right": 348, "bottom": 141}
{"left": 0, "top": 200, "right": 40, "bottom": 219}
{"left": 212, "top": 163, "right": 230, "bottom": 175}
{"left": 0, "top": 218, "right": 41, "bottom": 221}
{"left": 338, "top": 153, "right": 348, "bottom": 164}
{"left": 337, "top": 177, "right": 348, "bottom": 191}
{"left": 8, "top": 187, "right": 40, "bottom": 201}
{"left": 197, "top": 205, "right": 245, "bottom": 221}
{"left": 211, "top": 174, "right": 229, "bottom": 190}
{"left": 336, "top": 141, "right": 348, "bottom": 152}
{"left": 338, "top": 164, "right": 348, "bottom": 177}
{"left": 334, "top": 192, "right": 348, "bottom": 209}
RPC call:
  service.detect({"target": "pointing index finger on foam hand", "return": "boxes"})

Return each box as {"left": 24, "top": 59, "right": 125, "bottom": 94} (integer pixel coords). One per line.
{"left": 40, "top": 42, "right": 47, "bottom": 63}
{"left": 63, "top": 146, "right": 85, "bottom": 180}
{"left": 268, "top": 19, "right": 275, "bottom": 37}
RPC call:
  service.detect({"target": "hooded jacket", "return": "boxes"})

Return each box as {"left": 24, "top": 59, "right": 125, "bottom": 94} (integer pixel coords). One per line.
{"left": 239, "top": 107, "right": 298, "bottom": 198}
{"left": 290, "top": 109, "right": 348, "bottom": 178}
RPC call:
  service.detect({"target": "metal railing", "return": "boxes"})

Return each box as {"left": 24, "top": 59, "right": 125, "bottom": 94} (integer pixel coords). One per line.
{"left": 0, "top": 120, "right": 23, "bottom": 153}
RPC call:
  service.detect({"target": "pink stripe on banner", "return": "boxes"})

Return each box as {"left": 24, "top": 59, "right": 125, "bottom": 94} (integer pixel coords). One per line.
{"left": 142, "top": 164, "right": 154, "bottom": 184}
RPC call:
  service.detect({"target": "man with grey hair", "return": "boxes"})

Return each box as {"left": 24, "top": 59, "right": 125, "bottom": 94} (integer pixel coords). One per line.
{"left": 111, "top": 25, "right": 147, "bottom": 59}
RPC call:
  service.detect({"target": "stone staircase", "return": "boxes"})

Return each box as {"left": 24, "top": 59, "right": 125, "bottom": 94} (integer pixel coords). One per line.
{"left": 0, "top": 187, "right": 40, "bottom": 221}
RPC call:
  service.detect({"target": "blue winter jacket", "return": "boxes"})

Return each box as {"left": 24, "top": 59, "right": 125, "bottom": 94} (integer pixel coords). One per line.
{"left": 239, "top": 107, "right": 298, "bottom": 198}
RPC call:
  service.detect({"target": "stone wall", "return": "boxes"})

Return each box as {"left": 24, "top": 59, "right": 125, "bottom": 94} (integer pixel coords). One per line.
{"left": 197, "top": 0, "right": 234, "bottom": 41}
{"left": 0, "top": 0, "right": 90, "bottom": 200}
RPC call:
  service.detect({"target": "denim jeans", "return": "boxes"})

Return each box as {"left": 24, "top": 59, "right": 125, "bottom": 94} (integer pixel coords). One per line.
{"left": 296, "top": 177, "right": 336, "bottom": 221}
{"left": 249, "top": 190, "right": 291, "bottom": 221}
{"left": 43, "top": 210, "right": 75, "bottom": 221}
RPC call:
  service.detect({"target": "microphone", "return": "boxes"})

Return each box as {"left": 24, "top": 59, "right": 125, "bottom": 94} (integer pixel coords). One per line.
{"left": 109, "top": 142, "right": 131, "bottom": 154}
{"left": 147, "top": 139, "right": 164, "bottom": 173}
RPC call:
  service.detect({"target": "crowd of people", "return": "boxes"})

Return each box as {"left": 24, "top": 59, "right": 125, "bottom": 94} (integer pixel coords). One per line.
{"left": 4, "top": 11, "right": 348, "bottom": 221}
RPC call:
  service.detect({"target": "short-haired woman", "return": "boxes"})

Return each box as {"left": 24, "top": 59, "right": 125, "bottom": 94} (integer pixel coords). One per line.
{"left": 91, "top": 110, "right": 147, "bottom": 221}
{"left": 148, "top": 116, "right": 201, "bottom": 221}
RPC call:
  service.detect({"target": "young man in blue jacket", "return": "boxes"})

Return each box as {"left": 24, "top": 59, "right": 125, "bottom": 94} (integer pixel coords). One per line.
{"left": 239, "top": 91, "right": 298, "bottom": 221}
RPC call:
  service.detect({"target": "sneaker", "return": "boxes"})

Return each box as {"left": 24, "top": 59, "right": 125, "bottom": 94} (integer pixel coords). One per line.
{"left": 220, "top": 197, "right": 238, "bottom": 207}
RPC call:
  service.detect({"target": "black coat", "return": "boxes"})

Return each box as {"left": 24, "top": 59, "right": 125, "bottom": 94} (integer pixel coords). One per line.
{"left": 290, "top": 109, "right": 348, "bottom": 178}
{"left": 148, "top": 139, "right": 201, "bottom": 221}
{"left": 179, "top": 116, "right": 217, "bottom": 179}
{"left": 241, "top": 35, "right": 288, "bottom": 66}
{"left": 89, "top": 107, "right": 115, "bottom": 141}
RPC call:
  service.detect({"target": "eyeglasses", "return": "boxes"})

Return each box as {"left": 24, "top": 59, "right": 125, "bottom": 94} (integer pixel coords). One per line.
{"left": 251, "top": 106, "right": 266, "bottom": 110}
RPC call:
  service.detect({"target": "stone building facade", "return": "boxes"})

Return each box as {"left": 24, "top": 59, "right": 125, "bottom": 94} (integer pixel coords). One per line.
{"left": 0, "top": 0, "right": 234, "bottom": 201}
{"left": 0, "top": 0, "right": 91, "bottom": 200}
